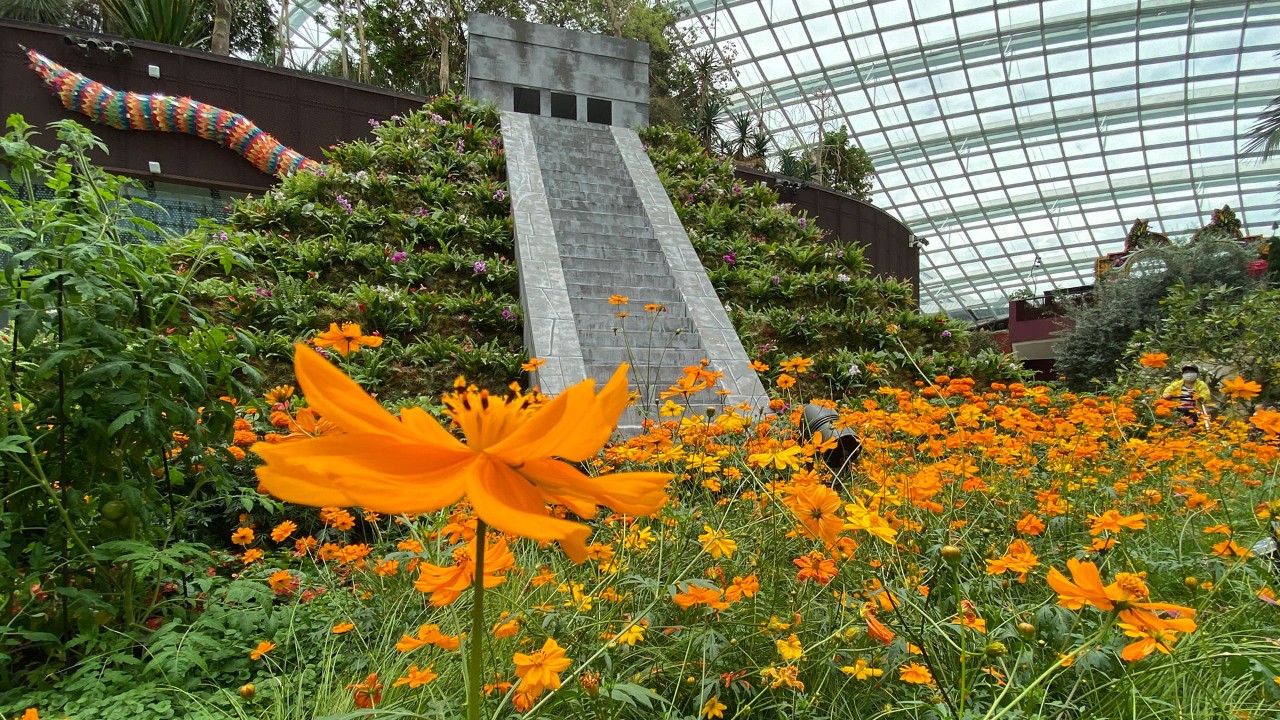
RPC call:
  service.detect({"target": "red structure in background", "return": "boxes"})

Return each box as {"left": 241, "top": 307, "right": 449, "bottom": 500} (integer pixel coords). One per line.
{"left": 1006, "top": 287, "right": 1090, "bottom": 380}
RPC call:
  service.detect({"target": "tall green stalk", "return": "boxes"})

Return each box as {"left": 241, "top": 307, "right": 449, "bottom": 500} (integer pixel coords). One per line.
{"left": 467, "top": 519, "right": 487, "bottom": 720}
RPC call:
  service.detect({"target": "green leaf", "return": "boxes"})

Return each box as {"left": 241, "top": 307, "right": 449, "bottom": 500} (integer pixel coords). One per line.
{"left": 107, "top": 410, "right": 141, "bottom": 436}
{"left": 0, "top": 435, "right": 30, "bottom": 453}
{"left": 607, "top": 683, "right": 664, "bottom": 709}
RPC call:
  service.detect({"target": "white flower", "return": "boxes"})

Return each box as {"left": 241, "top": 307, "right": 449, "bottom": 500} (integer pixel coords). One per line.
{"left": 847, "top": 364, "right": 860, "bottom": 376}
{"left": 836, "top": 273, "right": 851, "bottom": 283}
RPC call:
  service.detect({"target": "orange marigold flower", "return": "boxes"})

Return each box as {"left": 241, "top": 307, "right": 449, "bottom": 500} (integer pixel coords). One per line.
{"left": 242, "top": 548, "right": 264, "bottom": 564}
{"left": 250, "top": 640, "right": 276, "bottom": 660}
{"left": 231, "top": 527, "right": 255, "bottom": 546}
{"left": 346, "top": 673, "right": 382, "bottom": 709}
{"left": 748, "top": 359, "right": 770, "bottom": 372}
{"left": 251, "top": 346, "right": 671, "bottom": 562}
{"left": 608, "top": 295, "right": 629, "bottom": 305}
{"left": 270, "top": 520, "right": 297, "bottom": 542}
{"left": 268, "top": 569, "right": 298, "bottom": 595}
{"left": 776, "top": 373, "right": 797, "bottom": 389}
{"left": 899, "top": 662, "right": 933, "bottom": 684}
{"left": 672, "top": 584, "right": 727, "bottom": 610}
{"left": 521, "top": 357, "right": 546, "bottom": 372}
{"left": 1221, "top": 376, "right": 1262, "bottom": 401}
{"left": 513, "top": 638, "right": 572, "bottom": 695}
{"left": 1139, "top": 352, "right": 1168, "bottom": 368}
{"left": 313, "top": 322, "right": 383, "bottom": 357}
{"left": 332, "top": 621, "right": 355, "bottom": 634}
{"left": 264, "top": 384, "right": 295, "bottom": 404}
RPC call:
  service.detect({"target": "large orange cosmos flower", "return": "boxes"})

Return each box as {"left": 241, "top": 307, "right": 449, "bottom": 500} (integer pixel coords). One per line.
{"left": 1220, "top": 375, "right": 1262, "bottom": 401}
{"left": 1047, "top": 558, "right": 1196, "bottom": 635}
{"left": 251, "top": 345, "right": 671, "bottom": 562}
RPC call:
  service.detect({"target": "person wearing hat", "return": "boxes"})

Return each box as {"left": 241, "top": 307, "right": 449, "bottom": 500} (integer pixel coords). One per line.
{"left": 1162, "top": 365, "right": 1213, "bottom": 425}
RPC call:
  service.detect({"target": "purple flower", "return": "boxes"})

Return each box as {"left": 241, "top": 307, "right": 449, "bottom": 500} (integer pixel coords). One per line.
{"left": 501, "top": 309, "right": 515, "bottom": 320}
{"left": 255, "top": 287, "right": 272, "bottom": 298}
{"left": 336, "top": 194, "right": 353, "bottom": 214}
{"left": 490, "top": 137, "right": 501, "bottom": 148}
{"left": 731, "top": 184, "right": 741, "bottom": 194}
{"left": 390, "top": 251, "right": 408, "bottom": 264}
{"left": 835, "top": 249, "right": 843, "bottom": 258}
{"left": 368, "top": 118, "right": 380, "bottom": 128}
{"left": 493, "top": 189, "right": 506, "bottom": 202}
{"left": 941, "top": 330, "right": 952, "bottom": 338}
{"left": 798, "top": 217, "right": 807, "bottom": 228}
{"left": 455, "top": 139, "right": 465, "bottom": 154}
{"left": 771, "top": 275, "right": 781, "bottom": 285}
{"left": 723, "top": 251, "right": 736, "bottom": 266}
{"left": 473, "top": 261, "right": 487, "bottom": 275}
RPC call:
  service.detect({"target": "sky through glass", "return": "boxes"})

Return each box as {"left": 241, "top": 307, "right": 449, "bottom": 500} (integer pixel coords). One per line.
{"left": 680, "top": 0, "right": 1280, "bottom": 320}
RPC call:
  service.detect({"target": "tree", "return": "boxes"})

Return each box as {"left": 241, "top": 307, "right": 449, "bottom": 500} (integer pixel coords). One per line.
{"left": 1055, "top": 231, "right": 1254, "bottom": 391}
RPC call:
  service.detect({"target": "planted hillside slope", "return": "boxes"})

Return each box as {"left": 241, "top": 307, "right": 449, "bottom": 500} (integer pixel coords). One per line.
{"left": 180, "top": 100, "right": 1022, "bottom": 409}
{"left": 640, "top": 126, "right": 1026, "bottom": 396}
{"left": 181, "top": 96, "right": 522, "bottom": 402}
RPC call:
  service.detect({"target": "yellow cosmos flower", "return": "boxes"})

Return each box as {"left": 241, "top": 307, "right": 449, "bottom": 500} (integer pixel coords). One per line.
{"left": 251, "top": 345, "right": 671, "bottom": 562}
{"left": 841, "top": 658, "right": 884, "bottom": 680}
{"left": 776, "top": 633, "right": 804, "bottom": 661}
{"left": 698, "top": 525, "right": 737, "bottom": 558}
{"left": 701, "top": 695, "right": 727, "bottom": 719}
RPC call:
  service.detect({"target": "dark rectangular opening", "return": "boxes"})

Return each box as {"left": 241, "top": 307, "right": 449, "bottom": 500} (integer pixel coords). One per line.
{"left": 513, "top": 87, "right": 541, "bottom": 115}
{"left": 587, "top": 98, "right": 613, "bottom": 125}
{"left": 550, "top": 92, "right": 577, "bottom": 120}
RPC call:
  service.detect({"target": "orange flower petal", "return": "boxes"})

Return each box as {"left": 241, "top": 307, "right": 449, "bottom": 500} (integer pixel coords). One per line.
{"left": 468, "top": 459, "right": 592, "bottom": 561}
{"left": 293, "top": 343, "right": 400, "bottom": 434}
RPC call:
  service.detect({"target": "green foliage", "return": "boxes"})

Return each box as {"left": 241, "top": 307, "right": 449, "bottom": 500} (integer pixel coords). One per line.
{"left": 1127, "top": 281, "right": 1280, "bottom": 405}
{"left": 183, "top": 96, "right": 523, "bottom": 403}
{"left": 1056, "top": 236, "right": 1254, "bottom": 391}
{"left": 639, "top": 123, "right": 1027, "bottom": 394}
{"left": 0, "top": 115, "right": 253, "bottom": 684}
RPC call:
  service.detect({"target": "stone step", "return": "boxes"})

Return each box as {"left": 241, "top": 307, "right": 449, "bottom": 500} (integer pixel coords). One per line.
{"left": 578, "top": 329, "right": 705, "bottom": 350}
{"left": 558, "top": 256, "right": 668, "bottom": 274}
{"left": 556, "top": 245, "right": 666, "bottom": 263}
{"left": 567, "top": 295, "right": 687, "bottom": 315}
{"left": 563, "top": 272, "right": 677, "bottom": 291}
{"left": 574, "top": 313, "right": 696, "bottom": 332}
{"left": 582, "top": 345, "right": 708, "bottom": 367}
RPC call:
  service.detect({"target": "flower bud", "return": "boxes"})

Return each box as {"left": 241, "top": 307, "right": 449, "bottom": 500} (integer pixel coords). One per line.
{"left": 1184, "top": 576, "right": 1199, "bottom": 590}
{"left": 941, "top": 545, "right": 961, "bottom": 563}
{"left": 238, "top": 683, "right": 256, "bottom": 700}
{"left": 1017, "top": 622, "right": 1036, "bottom": 639}
{"left": 984, "top": 641, "right": 1007, "bottom": 657}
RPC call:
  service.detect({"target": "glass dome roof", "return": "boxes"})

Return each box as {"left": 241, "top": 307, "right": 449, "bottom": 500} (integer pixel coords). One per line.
{"left": 681, "top": 0, "right": 1280, "bottom": 320}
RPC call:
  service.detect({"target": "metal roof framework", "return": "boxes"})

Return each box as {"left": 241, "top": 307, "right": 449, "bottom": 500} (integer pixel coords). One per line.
{"left": 681, "top": 0, "right": 1280, "bottom": 320}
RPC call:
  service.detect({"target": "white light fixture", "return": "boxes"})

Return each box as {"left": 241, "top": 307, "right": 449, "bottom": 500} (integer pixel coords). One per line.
{"left": 148, "top": 65, "right": 160, "bottom": 78}
{"left": 148, "top": 161, "right": 161, "bottom": 174}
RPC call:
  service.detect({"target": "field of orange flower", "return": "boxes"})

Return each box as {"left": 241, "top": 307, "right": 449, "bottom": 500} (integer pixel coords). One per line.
{"left": 10, "top": 353, "right": 1280, "bottom": 720}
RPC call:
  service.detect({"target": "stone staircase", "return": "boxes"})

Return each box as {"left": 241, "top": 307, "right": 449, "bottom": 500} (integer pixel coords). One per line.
{"left": 501, "top": 112, "right": 766, "bottom": 433}
{"left": 532, "top": 119, "right": 709, "bottom": 423}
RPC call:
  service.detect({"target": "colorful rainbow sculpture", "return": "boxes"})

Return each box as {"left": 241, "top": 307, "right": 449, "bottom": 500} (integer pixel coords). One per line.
{"left": 26, "top": 48, "right": 321, "bottom": 177}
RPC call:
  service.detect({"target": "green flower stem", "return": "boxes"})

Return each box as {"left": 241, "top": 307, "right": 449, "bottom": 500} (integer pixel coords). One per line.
{"left": 981, "top": 611, "right": 1118, "bottom": 720}
{"left": 468, "top": 519, "right": 488, "bottom": 720}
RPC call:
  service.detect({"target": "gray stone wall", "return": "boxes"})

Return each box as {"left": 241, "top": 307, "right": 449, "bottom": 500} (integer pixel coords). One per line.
{"left": 467, "top": 13, "right": 649, "bottom": 127}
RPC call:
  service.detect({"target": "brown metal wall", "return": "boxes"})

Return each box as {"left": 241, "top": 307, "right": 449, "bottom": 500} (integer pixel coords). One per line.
{"left": 0, "top": 20, "right": 918, "bottom": 292}
{"left": 733, "top": 167, "right": 920, "bottom": 298}
{"left": 0, "top": 19, "right": 428, "bottom": 193}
